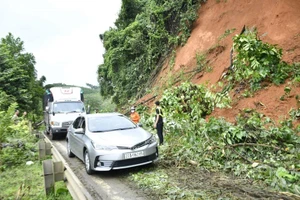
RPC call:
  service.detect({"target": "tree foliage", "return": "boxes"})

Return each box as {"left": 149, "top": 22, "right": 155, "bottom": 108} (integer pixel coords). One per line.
{"left": 98, "top": 0, "right": 206, "bottom": 106}
{"left": 0, "top": 33, "right": 44, "bottom": 117}
{"left": 161, "top": 82, "right": 231, "bottom": 121}
{"left": 84, "top": 89, "right": 116, "bottom": 113}
{"left": 0, "top": 90, "right": 16, "bottom": 111}
{"left": 0, "top": 102, "right": 38, "bottom": 172}
{"left": 228, "top": 28, "right": 292, "bottom": 91}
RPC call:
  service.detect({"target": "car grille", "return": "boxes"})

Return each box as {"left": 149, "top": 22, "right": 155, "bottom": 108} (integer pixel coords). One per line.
{"left": 62, "top": 121, "right": 73, "bottom": 128}
{"left": 117, "top": 137, "right": 152, "bottom": 150}
{"left": 112, "top": 152, "right": 158, "bottom": 168}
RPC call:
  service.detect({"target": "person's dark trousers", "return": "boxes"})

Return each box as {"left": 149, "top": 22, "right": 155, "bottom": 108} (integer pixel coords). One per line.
{"left": 156, "top": 122, "right": 164, "bottom": 145}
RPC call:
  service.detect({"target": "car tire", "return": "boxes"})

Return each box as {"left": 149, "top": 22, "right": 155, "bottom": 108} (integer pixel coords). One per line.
{"left": 84, "top": 150, "right": 94, "bottom": 175}
{"left": 67, "top": 139, "right": 75, "bottom": 158}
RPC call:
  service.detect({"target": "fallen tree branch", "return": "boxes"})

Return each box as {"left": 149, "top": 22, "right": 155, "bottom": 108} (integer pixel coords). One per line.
{"left": 209, "top": 142, "right": 286, "bottom": 152}
{"left": 208, "top": 143, "right": 299, "bottom": 173}
{"left": 227, "top": 143, "right": 287, "bottom": 152}
{"left": 226, "top": 146, "right": 253, "bottom": 164}
{"left": 279, "top": 192, "right": 300, "bottom": 199}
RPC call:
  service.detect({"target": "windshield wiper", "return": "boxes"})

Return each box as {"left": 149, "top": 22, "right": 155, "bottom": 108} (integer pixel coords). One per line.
{"left": 110, "top": 127, "right": 136, "bottom": 131}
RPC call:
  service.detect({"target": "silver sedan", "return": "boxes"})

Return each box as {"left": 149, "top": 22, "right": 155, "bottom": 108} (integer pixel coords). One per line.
{"left": 66, "top": 113, "right": 158, "bottom": 174}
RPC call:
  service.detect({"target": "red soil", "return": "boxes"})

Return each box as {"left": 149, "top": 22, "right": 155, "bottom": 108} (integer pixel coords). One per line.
{"left": 138, "top": 0, "right": 300, "bottom": 130}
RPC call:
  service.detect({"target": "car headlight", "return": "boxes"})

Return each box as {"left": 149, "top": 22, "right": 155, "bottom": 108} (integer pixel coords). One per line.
{"left": 91, "top": 141, "right": 117, "bottom": 151}
{"left": 50, "top": 121, "right": 60, "bottom": 126}
{"left": 148, "top": 134, "right": 157, "bottom": 144}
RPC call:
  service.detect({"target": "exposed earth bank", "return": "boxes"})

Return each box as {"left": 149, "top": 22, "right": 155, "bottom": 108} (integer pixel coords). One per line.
{"left": 139, "top": 0, "right": 300, "bottom": 129}
{"left": 132, "top": 1, "right": 300, "bottom": 199}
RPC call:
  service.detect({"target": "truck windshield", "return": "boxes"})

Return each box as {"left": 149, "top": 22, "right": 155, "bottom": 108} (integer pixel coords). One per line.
{"left": 53, "top": 102, "right": 85, "bottom": 113}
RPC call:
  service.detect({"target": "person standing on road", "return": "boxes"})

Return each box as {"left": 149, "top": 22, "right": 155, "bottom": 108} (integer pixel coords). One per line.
{"left": 130, "top": 106, "right": 140, "bottom": 124}
{"left": 153, "top": 101, "right": 164, "bottom": 145}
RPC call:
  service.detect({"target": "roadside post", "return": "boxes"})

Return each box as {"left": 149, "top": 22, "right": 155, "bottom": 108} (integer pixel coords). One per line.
{"left": 40, "top": 132, "right": 93, "bottom": 199}
{"left": 42, "top": 159, "right": 65, "bottom": 195}
{"left": 38, "top": 139, "right": 51, "bottom": 160}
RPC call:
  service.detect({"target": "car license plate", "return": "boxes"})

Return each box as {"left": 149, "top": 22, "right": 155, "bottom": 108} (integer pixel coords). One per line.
{"left": 124, "top": 151, "right": 144, "bottom": 159}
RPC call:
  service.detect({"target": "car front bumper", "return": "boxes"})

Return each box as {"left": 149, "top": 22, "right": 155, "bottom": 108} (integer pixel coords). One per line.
{"left": 51, "top": 127, "right": 68, "bottom": 134}
{"left": 90, "top": 144, "right": 159, "bottom": 171}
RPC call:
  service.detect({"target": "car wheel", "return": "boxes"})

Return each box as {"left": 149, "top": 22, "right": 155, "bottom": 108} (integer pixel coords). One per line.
{"left": 84, "top": 150, "right": 94, "bottom": 175}
{"left": 50, "top": 129, "right": 56, "bottom": 140}
{"left": 67, "top": 139, "right": 75, "bottom": 158}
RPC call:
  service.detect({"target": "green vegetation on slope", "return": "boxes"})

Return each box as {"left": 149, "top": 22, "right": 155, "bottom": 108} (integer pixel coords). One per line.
{"left": 128, "top": 82, "right": 300, "bottom": 199}
{"left": 229, "top": 28, "right": 293, "bottom": 92}
{"left": 125, "top": 28, "right": 300, "bottom": 199}
{"left": 98, "top": 0, "right": 206, "bottom": 106}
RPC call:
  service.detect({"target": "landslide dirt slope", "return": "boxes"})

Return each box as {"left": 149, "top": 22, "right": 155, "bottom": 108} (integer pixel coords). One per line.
{"left": 140, "top": 0, "right": 300, "bottom": 127}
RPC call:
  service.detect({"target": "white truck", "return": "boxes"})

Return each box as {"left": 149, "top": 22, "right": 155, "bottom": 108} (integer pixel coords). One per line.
{"left": 43, "top": 87, "right": 86, "bottom": 140}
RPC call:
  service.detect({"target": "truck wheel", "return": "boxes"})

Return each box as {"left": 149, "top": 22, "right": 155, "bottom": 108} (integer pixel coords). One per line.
{"left": 45, "top": 127, "right": 50, "bottom": 135}
{"left": 50, "top": 129, "right": 56, "bottom": 140}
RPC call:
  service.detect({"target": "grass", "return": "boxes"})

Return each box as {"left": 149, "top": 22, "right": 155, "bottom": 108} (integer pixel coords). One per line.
{"left": 0, "top": 160, "right": 72, "bottom": 200}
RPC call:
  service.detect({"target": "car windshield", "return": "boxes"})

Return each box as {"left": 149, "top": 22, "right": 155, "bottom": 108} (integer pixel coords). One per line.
{"left": 53, "top": 102, "right": 85, "bottom": 113}
{"left": 88, "top": 115, "right": 136, "bottom": 132}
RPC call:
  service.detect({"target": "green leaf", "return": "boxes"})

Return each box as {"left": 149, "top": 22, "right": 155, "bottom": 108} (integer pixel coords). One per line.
{"left": 226, "top": 137, "right": 232, "bottom": 145}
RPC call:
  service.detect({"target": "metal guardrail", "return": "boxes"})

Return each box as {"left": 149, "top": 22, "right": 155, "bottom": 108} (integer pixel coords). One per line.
{"left": 41, "top": 134, "right": 94, "bottom": 200}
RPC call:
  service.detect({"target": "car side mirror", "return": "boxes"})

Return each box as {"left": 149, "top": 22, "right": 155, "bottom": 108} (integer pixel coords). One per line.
{"left": 86, "top": 105, "right": 91, "bottom": 114}
{"left": 137, "top": 123, "right": 143, "bottom": 127}
{"left": 74, "top": 128, "right": 84, "bottom": 134}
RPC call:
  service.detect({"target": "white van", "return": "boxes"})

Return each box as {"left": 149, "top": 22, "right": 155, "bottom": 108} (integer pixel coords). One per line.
{"left": 43, "top": 87, "right": 86, "bottom": 140}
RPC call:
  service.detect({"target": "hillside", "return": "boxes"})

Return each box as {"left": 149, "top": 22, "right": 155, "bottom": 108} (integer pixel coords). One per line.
{"left": 111, "top": 1, "right": 300, "bottom": 198}
{"left": 139, "top": 0, "right": 300, "bottom": 129}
